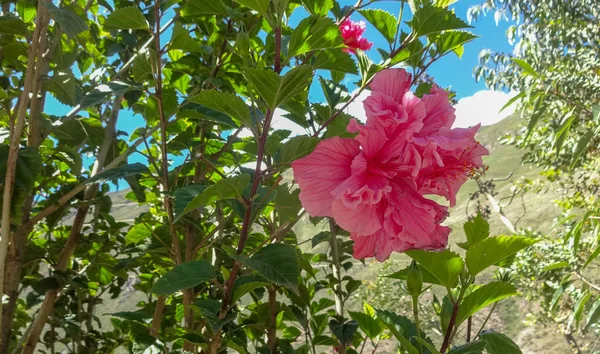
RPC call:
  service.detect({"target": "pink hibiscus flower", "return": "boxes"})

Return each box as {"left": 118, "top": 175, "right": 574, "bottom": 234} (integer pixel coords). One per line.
{"left": 339, "top": 19, "right": 373, "bottom": 54}
{"left": 291, "top": 68, "right": 488, "bottom": 261}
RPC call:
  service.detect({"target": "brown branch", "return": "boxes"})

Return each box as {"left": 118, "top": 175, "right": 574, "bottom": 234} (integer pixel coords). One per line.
{"left": 439, "top": 302, "right": 459, "bottom": 353}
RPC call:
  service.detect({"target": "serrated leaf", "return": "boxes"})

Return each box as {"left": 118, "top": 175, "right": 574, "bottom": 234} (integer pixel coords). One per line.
{"left": 44, "top": 72, "right": 78, "bottom": 106}
{"left": 244, "top": 66, "right": 313, "bottom": 109}
{"left": 125, "top": 224, "right": 152, "bottom": 245}
{"left": 132, "top": 54, "right": 153, "bottom": 82}
{"left": 434, "top": 30, "right": 477, "bottom": 58}
{"left": 314, "top": 50, "right": 358, "bottom": 74}
{"left": 0, "top": 14, "right": 27, "bottom": 35}
{"left": 288, "top": 16, "right": 344, "bottom": 58}
{"left": 460, "top": 214, "right": 490, "bottom": 249}
{"left": 80, "top": 81, "right": 136, "bottom": 110}
{"left": 104, "top": 6, "right": 148, "bottom": 30}
{"left": 234, "top": 243, "right": 300, "bottom": 291}
{"left": 348, "top": 311, "right": 384, "bottom": 339}
{"left": 178, "top": 174, "right": 250, "bottom": 220}
{"left": 570, "top": 130, "right": 594, "bottom": 170}
{"left": 374, "top": 309, "right": 419, "bottom": 354}
{"left": 386, "top": 264, "right": 443, "bottom": 286}
{"left": 275, "top": 135, "right": 319, "bottom": 164}
{"left": 44, "top": 2, "right": 88, "bottom": 38}
{"left": 169, "top": 22, "right": 204, "bottom": 53}
{"left": 182, "top": 0, "right": 227, "bottom": 16}
{"left": 190, "top": 91, "right": 251, "bottom": 127}
{"left": 465, "top": 236, "right": 537, "bottom": 276}
{"left": 511, "top": 58, "right": 538, "bottom": 77}
{"left": 319, "top": 77, "right": 344, "bottom": 109}
{"left": 173, "top": 184, "right": 207, "bottom": 220}
{"left": 274, "top": 186, "right": 301, "bottom": 223}
{"left": 302, "top": 0, "right": 332, "bottom": 16}
{"left": 86, "top": 163, "right": 149, "bottom": 184}
{"left": 405, "top": 249, "right": 464, "bottom": 288}
{"left": 409, "top": 5, "right": 471, "bottom": 37}
{"left": 359, "top": 9, "right": 397, "bottom": 43}
{"left": 232, "top": 0, "right": 269, "bottom": 15}
{"left": 152, "top": 260, "right": 216, "bottom": 295}
{"left": 456, "top": 282, "right": 518, "bottom": 325}
{"left": 480, "top": 330, "right": 522, "bottom": 354}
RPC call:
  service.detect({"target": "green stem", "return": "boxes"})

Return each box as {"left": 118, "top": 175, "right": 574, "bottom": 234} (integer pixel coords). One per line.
{"left": 474, "top": 303, "right": 497, "bottom": 340}
{"left": 412, "top": 295, "right": 422, "bottom": 354}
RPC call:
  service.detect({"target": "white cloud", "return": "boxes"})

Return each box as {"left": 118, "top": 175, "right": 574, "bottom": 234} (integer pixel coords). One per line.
{"left": 453, "top": 90, "right": 517, "bottom": 128}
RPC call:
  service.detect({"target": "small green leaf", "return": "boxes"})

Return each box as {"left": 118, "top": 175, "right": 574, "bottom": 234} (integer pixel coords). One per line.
{"left": 108, "top": 311, "right": 152, "bottom": 323}
{"left": 374, "top": 309, "right": 419, "bottom": 354}
{"left": 311, "top": 335, "right": 338, "bottom": 346}
{"left": 104, "top": 6, "right": 148, "bottom": 30}
{"left": 461, "top": 213, "right": 490, "bottom": 249}
{"left": 17, "top": 0, "right": 36, "bottom": 24}
{"left": 125, "top": 224, "right": 152, "bottom": 245}
{"left": 413, "top": 337, "right": 441, "bottom": 354}
{"left": 232, "top": 0, "right": 269, "bottom": 15}
{"left": 456, "top": 282, "right": 518, "bottom": 325}
{"left": 500, "top": 92, "right": 524, "bottom": 113}
{"left": 302, "top": 0, "right": 332, "bottom": 16}
{"left": 169, "top": 23, "right": 204, "bottom": 53}
{"left": 275, "top": 135, "right": 319, "bottom": 164}
{"left": 244, "top": 65, "right": 313, "bottom": 109}
{"left": 447, "top": 339, "right": 487, "bottom": 354}
{"left": 386, "top": 264, "right": 444, "bottom": 287}
{"left": 86, "top": 163, "right": 149, "bottom": 184}
{"left": 182, "top": 0, "right": 227, "bottom": 16}
{"left": 328, "top": 319, "right": 358, "bottom": 346}
{"left": 359, "top": 9, "right": 397, "bottom": 43}
{"left": 542, "top": 261, "right": 570, "bottom": 272}
{"left": 311, "top": 232, "right": 330, "bottom": 249}
{"left": 585, "top": 298, "right": 600, "bottom": 331}
{"left": 274, "top": 186, "right": 301, "bottom": 224}
{"left": 173, "top": 184, "right": 207, "bottom": 220}
{"left": 179, "top": 174, "right": 250, "bottom": 220}
{"left": 190, "top": 90, "right": 251, "bottom": 127}
{"left": 511, "top": 58, "right": 538, "bottom": 77}
{"left": 570, "top": 130, "right": 594, "bottom": 170}
{"left": 433, "top": 30, "right": 477, "bottom": 58}
{"left": 480, "top": 330, "right": 522, "bottom": 354}
{"left": 44, "top": 2, "right": 88, "bottom": 38}
{"left": 466, "top": 236, "right": 537, "bottom": 276}
{"left": 44, "top": 72, "right": 79, "bottom": 106}
{"left": 80, "top": 81, "right": 137, "bottom": 110}
{"left": 288, "top": 16, "right": 344, "bottom": 58}
{"left": 193, "top": 299, "right": 236, "bottom": 331}
{"left": 584, "top": 244, "right": 600, "bottom": 269}
{"left": 0, "top": 14, "right": 27, "bottom": 35}
{"left": 232, "top": 276, "right": 269, "bottom": 303}
{"left": 152, "top": 260, "right": 216, "bottom": 295}
{"left": 132, "top": 54, "right": 153, "bottom": 82}
{"left": 234, "top": 243, "right": 300, "bottom": 291}
{"left": 408, "top": 5, "right": 471, "bottom": 37}
{"left": 555, "top": 111, "right": 576, "bottom": 155}
{"left": 348, "top": 311, "right": 384, "bottom": 340}
{"left": 568, "top": 291, "right": 592, "bottom": 330}
{"left": 314, "top": 50, "right": 358, "bottom": 74}
{"left": 405, "top": 249, "right": 464, "bottom": 288}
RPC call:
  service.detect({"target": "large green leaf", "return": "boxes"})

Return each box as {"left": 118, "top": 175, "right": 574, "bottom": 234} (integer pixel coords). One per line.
{"left": 359, "top": 9, "right": 397, "bottom": 43}
{"left": 0, "top": 14, "right": 27, "bottom": 35}
{"left": 178, "top": 174, "right": 250, "bottom": 220}
{"left": 465, "top": 236, "right": 537, "bottom": 276}
{"left": 44, "top": 72, "right": 78, "bottom": 106}
{"left": 182, "top": 0, "right": 227, "bottom": 16}
{"left": 314, "top": 50, "right": 358, "bottom": 74}
{"left": 274, "top": 135, "right": 319, "bottom": 164}
{"left": 433, "top": 30, "right": 478, "bottom": 58}
{"left": 405, "top": 249, "right": 464, "bottom": 288}
{"left": 328, "top": 319, "right": 358, "bottom": 346}
{"left": 374, "top": 309, "right": 419, "bottom": 354}
{"left": 125, "top": 224, "right": 152, "bottom": 245}
{"left": 173, "top": 184, "right": 207, "bottom": 220}
{"left": 274, "top": 186, "right": 301, "bottom": 224}
{"left": 244, "top": 66, "right": 313, "bottom": 109}
{"left": 386, "top": 264, "right": 443, "bottom": 286}
{"left": 0, "top": 147, "right": 42, "bottom": 191}
{"left": 302, "top": 0, "right": 332, "bottom": 16}
{"left": 104, "top": 6, "right": 148, "bottom": 30}
{"left": 232, "top": 275, "right": 269, "bottom": 303}
{"left": 480, "top": 330, "right": 522, "bottom": 354}
{"left": 17, "top": 1, "right": 36, "bottom": 24}
{"left": 288, "top": 16, "right": 344, "bottom": 58}
{"left": 190, "top": 90, "right": 251, "bottom": 127}
{"left": 152, "top": 260, "right": 216, "bottom": 295}
{"left": 348, "top": 311, "right": 384, "bottom": 340}
{"left": 456, "top": 282, "right": 518, "bottom": 325}
{"left": 408, "top": 5, "right": 471, "bottom": 37}
{"left": 85, "top": 163, "right": 149, "bottom": 184}
{"left": 169, "top": 23, "right": 204, "bottom": 53}
{"left": 232, "top": 0, "right": 269, "bottom": 15}
{"left": 585, "top": 297, "right": 600, "bottom": 331}
{"left": 234, "top": 243, "right": 300, "bottom": 291}
{"left": 44, "top": 2, "right": 88, "bottom": 38}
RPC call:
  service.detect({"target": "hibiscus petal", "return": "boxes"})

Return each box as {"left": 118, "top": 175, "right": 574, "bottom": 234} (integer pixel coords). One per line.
{"left": 291, "top": 137, "right": 360, "bottom": 217}
{"left": 332, "top": 199, "right": 382, "bottom": 236}
{"left": 369, "top": 68, "right": 412, "bottom": 102}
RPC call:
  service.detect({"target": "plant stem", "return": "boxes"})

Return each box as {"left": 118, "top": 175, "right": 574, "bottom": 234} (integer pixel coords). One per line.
{"left": 413, "top": 295, "right": 422, "bottom": 353}
{"left": 466, "top": 316, "right": 472, "bottom": 342}
{"left": 474, "top": 303, "right": 497, "bottom": 340}
{"left": 267, "top": 286, "right": 278, "bottom": 352}
{"left": 329, "top": 219, "right": 346, "bottom": 354}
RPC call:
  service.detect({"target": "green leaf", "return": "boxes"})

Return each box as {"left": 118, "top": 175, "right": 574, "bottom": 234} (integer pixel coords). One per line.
{"left": 234, "top": 243, "right": 300, "bottom": 291}
{"left": 232, "top": 276, "right": 269, "bottom": 303}
{"left": 44, "top": 72, "right": 79, "bottom": 106}
{"left": 178, "top": 174, "right": 250, "bottom": 220}
{"left": 584, "top": 244, "right": 600, "bottom": 269}
{"left": 244, "top": 66, "right": 313, "bottom": 109}
{"left": 0, "top": 14, "right": 27, "bottom": 35}
{"left": 480, "top": 330, "right": 522, "bottom": 354}
{"left": 555, "top": 111, "right": 575, "bottom": 155}
{"left": 182, "top": 0, "right": 227, "bottom": 17}
{"left": 570, "top": 130, "right": 594, "bottom": 170}
{"left": 568, "top": 291, "right": 592, "bottom": 330}
{"left": 318, "top": 77, "right": 345, "bottom": 110}
{"left": 193, "top": 299, "right": 236, "bottom": 331}
{"left": 374, "top": 309, "right": 419, "bottom": 354}
{"left": 413, "top": 337, "right": 441, "bottom": 354}
{"left": 460, "top": 214, "right": 490, "bottom": 249}
{"left": 456, "top": 282, "right": 518, "bottom": 325}
{"left": 311, "top": 232, "right": 330, "bottom": 249}
{"left": 169, "top": 23, "right": 203, "bottom": 53}
{"left": 585, "top": 298, "right": 600, "bottom": 331}
{"left": 152, "top": 260, "right": 216, "bottom": 295}
{"left": 447, "top": 340, "right": 487, "bottom": 354}
{"left": 314, "top": 50, "right": 358, "bottom": 74}
{"left": 80, "top": 81, "right": 136, "bottom": 110}
{"left": 275, "top": 135, "right": 319, "bottom": 164}
{"left": 500, "top": 92, "right": 524, "bottom": 113}
{"left": 405, "top": 250, "right": 464, "bottom": 288}
{"left": 44, "top": 2, "right": 88, "bottom": 38}
{"left": 17, "top": 0, "right": 36, "bottom": 24}
{"left": 86, "top": 163, "right": 149, "bottom": 184}
{"left": 125, "top": 224, "right": 152, "bottom": 245}
{"left": 359, "top": 9, "right": 397, "bottom": 43}
{"left": 108, "top": 311, "right": 152, "bottom": 323}
{"left": 173, "top": 184, "right": 207, "bottom": 220}
{"left": 311, "top": 335, "right": 338, "bottom": 346}
{"left": 302, "top": 0, "right": 332, "bottom": 16}
{"left": 190, "top": 90, "right": 251, "bottom": 127}
{"left": 409, "top": 6, "right": 471, "bottom": 37}
{"left": 348, "top": 311, "right": 384, "bottom": 340}
{"left": 511, "top": 58, "right": 538, "bottom": 78}
{"left": 328, "top": 319, "right": 358, "bottom": 346}
{"left": 288, "top": 16, "right": 344, "bottom": 58}
{"left": 274, "top": 186, "right": 301, "bottom": 224}
{"left": 232, "top": 0, "right": 269, "bottom": 15}
{"left": 542, "top": 261, "right": 570, "bottom": 272}
{"left": 434, "top": 30, "right": 477, "bottom": 58}
{"left": 132, "top": 54, "right": 153, "bottom": 82}
{"left": 465, "top": 236, "right": 537, "bottom": 276}
{"left": 104, "top": 6, "right": 148, "bottom": 30}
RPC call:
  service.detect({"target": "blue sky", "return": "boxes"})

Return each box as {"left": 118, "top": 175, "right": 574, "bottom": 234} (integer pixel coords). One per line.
{"left": 45, "top": 0, "right": 514, "bottom": 139}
